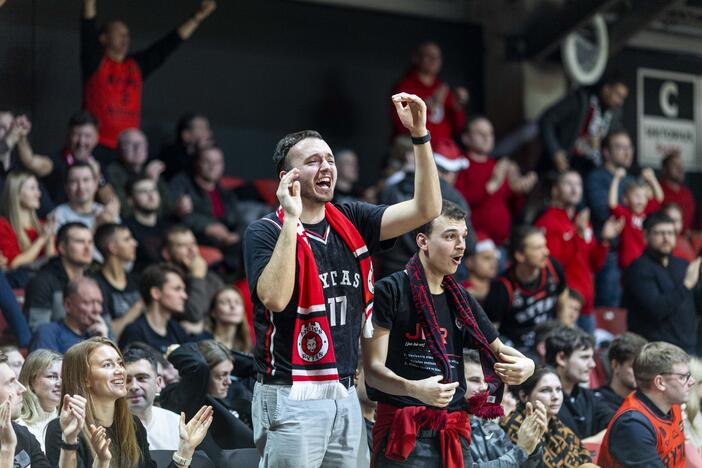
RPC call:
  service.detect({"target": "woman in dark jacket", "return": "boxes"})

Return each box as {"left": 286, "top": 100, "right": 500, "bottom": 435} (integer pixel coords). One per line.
{"left": 161, "top": 341, "right": 255, "bottom": 461}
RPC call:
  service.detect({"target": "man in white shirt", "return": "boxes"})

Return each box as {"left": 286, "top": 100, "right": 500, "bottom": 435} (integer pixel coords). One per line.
{"left": 123, "top": 346, "right": 180, "bottom": 450}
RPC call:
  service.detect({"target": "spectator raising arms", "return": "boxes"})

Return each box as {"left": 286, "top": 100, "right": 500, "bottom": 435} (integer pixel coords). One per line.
{"left": 80, "top": 0, "right": 217, "bottom": 152}
{"left": 0, "top": 171, "right": 55, "bottom": 272}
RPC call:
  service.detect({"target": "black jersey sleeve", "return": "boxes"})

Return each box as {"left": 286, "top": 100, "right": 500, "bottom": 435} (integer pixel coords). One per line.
{"left": 371, "top": 273, "right": 402, "bottom": 330}
{"left": 336, "top": 202, "right": 391, "bottom": 253}
{"left": 483, "top": 279, "right": 510, "bottom": 325}
{"left": 243, "top": 216, "right": 281, "bottom": 304}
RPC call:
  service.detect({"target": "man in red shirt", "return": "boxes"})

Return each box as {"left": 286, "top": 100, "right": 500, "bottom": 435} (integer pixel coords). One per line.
{"left": 392, "top": 42, "right": 468, "bottom": 146}
{"left": 534, "top": 170, "right": 623, "bottom": 331}
{"left": 81, "top": 0, "right": 217, "bottom": 153}
{"left": 454, "top": 116, "right": 537, "bottom": 246}
{"left": 660, "top": 151, "right": 696, "bottom": 232}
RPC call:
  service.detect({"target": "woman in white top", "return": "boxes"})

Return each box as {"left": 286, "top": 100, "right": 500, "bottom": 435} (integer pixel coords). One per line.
{"left": 17, "top": 349, "right": 62, "bottom": 452}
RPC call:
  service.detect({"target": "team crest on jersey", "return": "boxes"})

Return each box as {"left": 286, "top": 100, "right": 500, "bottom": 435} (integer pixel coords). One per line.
{"left": 297, "top": 321, "right": 330, "bottom": 362}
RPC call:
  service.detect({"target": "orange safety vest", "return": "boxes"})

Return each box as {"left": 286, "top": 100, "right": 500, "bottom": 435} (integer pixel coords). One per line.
{"left": 598, "top": 392, "right": 685, "bottom": 468}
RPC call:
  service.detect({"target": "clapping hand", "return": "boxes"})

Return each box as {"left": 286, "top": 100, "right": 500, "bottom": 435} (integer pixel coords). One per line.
{"left": 392, "top": 93, "right": 428, "bottom": 138}
{"left": 59, "top": 395, "right": 86, "bottom": 444}
{"left": 516, "top": 401, "right": 547, "bottom": 454}
{"left": 89, "top": 424, "right": 112, "bottom": 464}
{"left": 178, "top": 405, "right": 214, "bottom": 454}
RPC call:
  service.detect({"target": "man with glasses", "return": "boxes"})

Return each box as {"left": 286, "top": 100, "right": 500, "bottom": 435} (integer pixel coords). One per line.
{"left": 599, "top": 341, "right": 692, "bottom": 466}
{"left": 622, "top": 211, "right": 702, "bottom": 353}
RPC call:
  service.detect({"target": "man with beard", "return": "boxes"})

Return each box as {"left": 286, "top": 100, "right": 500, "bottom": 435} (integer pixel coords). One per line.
{"left": 124, "top": 176, "right": 169, "bottom": 274}
{"left": 623, "top": 211, "right": 702, "bottom": 354}
{"left": 244, "top": 93, "right": 442, "bottom": 467}
{"left": 594, "top": 332, "right": 647, "bottom": 429}
{"left": 0, "top": 351, "right": 52, "bottom": 468}
{"left": 24, "top": 222, "right": 94, "bottom": 331}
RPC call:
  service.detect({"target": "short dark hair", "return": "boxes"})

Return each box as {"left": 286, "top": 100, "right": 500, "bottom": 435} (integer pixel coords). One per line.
{"left": 602, "top": 129, "right": 630, "bottom": 151}
{"left": 122, "top": 342, "right": 168, "bottom": 368}
{"left": 63, "top": 277, "right": 99, "bottom": 301}
{"left": 65, "top": 160, "right": 96, "bottom": 182}
{"left": 164, "top": 224, "right": 193, "bottom": 248}
{"left": 544, "top": 325, "right": 594, "bottom": 366}
{"left": 608, "top": 332, "right": 648, "bottom": 365}
{"left": 68, "top": 111, "right": 99, "bottom": 130}
{"left": 56, "top": 221, "right": 90, "bottom": 247}
{"left": 177, "top": 113, "right": 207, "bottom": 139}
{"left": 534, "top": 320, "right": 562, "bottom": 345}
{"left": 272, "top": 130, "right": 323, "bottom": 174}
{"left": 123, "top": 346, "right": 159, "bottom": 375}
{"left": 567, "top": 288, "right": 585, "bottom": 306}
{"left": 94, "top": 223, "right": 128, "bottom": 258}
{"left": 139, "top": 263, "right": 186, "bottom": 305}
{"left": 126, "top": 175, "right": 154, "bottom": 198}
{"left": 416, "top": 199, "right": 467, "bottom": 237}
{"left": 464, "top": 114, "right": 490, "bottom": 134}
{"left": 599, "top": 69, "right": 627, "bottom": 89}
{"left": 643, "top": 210, "right": 674, "bottom": 232}
{"left": 662, "top": 151, "right": 681, "bottom": 169}
{"left": 508, "top": 225, "right": 543, "bottom": 259}
{"left": 463, "top": 348, "right": 481, "bottom": 366}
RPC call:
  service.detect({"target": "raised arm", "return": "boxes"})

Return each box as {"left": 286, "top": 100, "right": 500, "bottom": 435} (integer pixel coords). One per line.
{"left": 380, "top": 93, "right": 441, "bottom": 241}
{"left": 641, "top": 168, "right": 664, "bottom": 203}
{"left": 177, "top": 0, "right": 216, "bottom": 40}
{"left": 13, "top": 116, "right": 53, "bottom": 177}
{"left": 255, "top": 170, "right": 301, "bottom": 312}
{"left": 361, "top": 326, "right": 458, "bottom": 407}
{"left": 609, "top": 168, "right": 625, "bottom": 209}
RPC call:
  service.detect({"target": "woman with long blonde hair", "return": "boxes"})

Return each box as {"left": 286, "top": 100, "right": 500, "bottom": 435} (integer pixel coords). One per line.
{"left": 44, "top": 337, "right": 213, "bottom": 468}
{"left": 0, "top": 170, "right": 55, "bottom": 270}
{"left": 17, "top": 349, "right": 62, "bottom": 452}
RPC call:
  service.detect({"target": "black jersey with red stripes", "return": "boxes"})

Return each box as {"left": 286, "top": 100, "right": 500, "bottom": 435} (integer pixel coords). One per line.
{"left": 243, "top": 202, "right": 390, "bottom": 380}
{"left": 483, "top": 257, "right": 566, "bottom": 349}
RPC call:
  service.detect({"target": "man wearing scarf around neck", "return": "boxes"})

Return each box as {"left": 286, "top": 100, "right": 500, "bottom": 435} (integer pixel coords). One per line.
{"left": 243, "top": 93, "right": 442, "bottom": 468}
{"left": 362, "top": 200, "right": 535, "bottom": 468}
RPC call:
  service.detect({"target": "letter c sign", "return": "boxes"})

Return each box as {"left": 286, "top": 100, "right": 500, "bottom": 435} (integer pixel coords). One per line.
{"left": 660, "top": 81, "right": 679, "bottom": 118}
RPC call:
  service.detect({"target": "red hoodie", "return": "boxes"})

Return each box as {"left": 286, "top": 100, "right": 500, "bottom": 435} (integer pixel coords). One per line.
{"left": 534, "top": 207, "right": 608, "bottom": 314}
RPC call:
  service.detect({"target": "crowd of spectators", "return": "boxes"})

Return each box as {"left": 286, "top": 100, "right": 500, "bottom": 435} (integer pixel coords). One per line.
{"left": 0, "top": 0, "right": 701, "bottom": 465}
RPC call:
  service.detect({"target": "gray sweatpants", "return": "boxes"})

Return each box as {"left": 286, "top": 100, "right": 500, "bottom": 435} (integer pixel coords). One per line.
{"left": 253, "top": 382, "right": 363, "bottom": 468}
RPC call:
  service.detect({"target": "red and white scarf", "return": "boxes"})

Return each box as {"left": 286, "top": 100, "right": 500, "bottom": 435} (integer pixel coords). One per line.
{"left": 276, "top": 203, "right": 374, "bottom": 400}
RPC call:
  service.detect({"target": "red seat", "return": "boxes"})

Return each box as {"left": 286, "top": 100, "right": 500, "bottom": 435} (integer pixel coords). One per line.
{"left": 595, "top": 307, "right": 627, "bottom": 336}
{"left": 220, "top": 176, "right": 246, "bottom": 191}
{"left": 198, "top": 246, "right": 224, "bottom": 267}
{"left": 253, "top": 179, "right": 279, "bottom": 207}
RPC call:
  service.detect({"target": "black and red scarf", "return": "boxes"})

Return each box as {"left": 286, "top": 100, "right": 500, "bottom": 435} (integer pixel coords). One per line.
{"left": 276, "top": 203, "right": 374, "bottom": 400}
{"left": 406, "top": 253, "right": 504, "bottom": 418}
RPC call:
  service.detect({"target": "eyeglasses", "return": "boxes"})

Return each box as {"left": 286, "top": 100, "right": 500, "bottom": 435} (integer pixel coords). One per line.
{"left": 661, "top": 372, "right": 692, "bottom": 384}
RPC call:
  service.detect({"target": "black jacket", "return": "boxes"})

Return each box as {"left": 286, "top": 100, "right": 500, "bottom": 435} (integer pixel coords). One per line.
{"left": 11, "top": 422, "right": 50, "bottom": 468}
{"left": 161, "top": 342, "right": 255, "bottom": 461}
{"left": 623, "top": 250, "right": 701, "bottom": 353}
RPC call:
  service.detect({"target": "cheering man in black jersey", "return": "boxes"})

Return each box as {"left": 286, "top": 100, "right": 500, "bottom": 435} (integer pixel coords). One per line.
{"left": 244, "top": 93, "right": 442, "bottom": 468}
{"left": 362, "top": 201, "right": 535, "bottom": 467}
{"left": 484, "top": 225, "right": 568, "bottom": 351}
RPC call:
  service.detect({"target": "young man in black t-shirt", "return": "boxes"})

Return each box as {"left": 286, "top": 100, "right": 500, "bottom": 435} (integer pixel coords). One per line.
{"left": 362, "top": 202, "right": 535, "bottom": 467}
{"left": 244, "top": 93, "right": 443, "bottom": 468}
{"left": 484, "top": 225, "right": 567, "bottom": 351}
